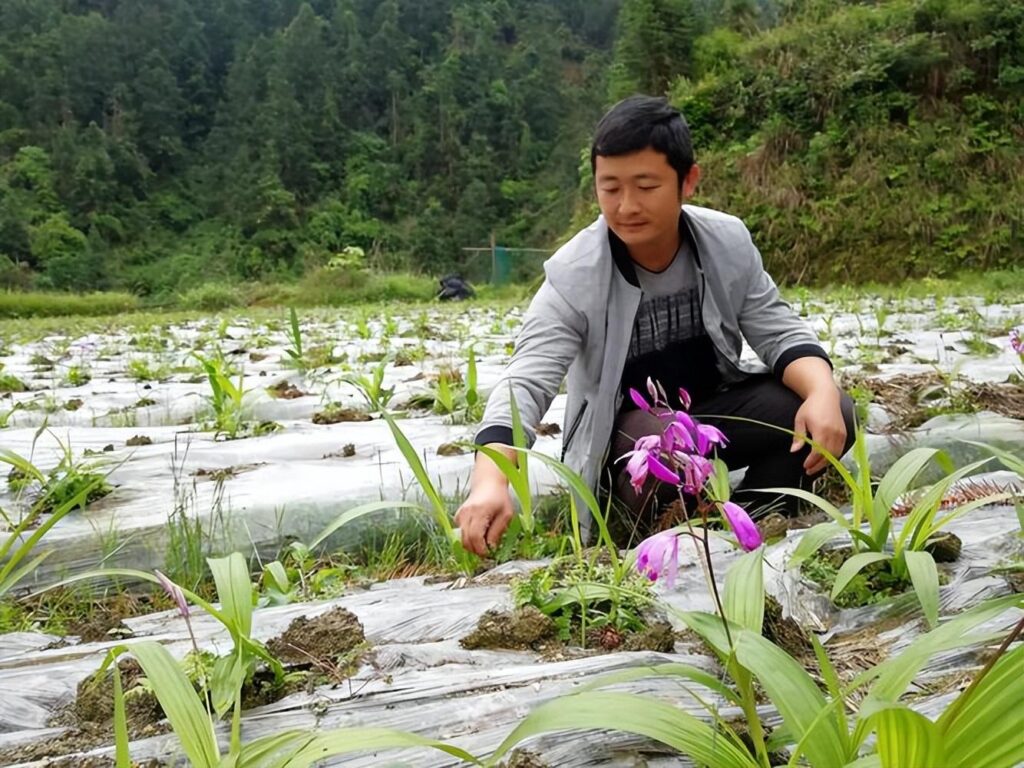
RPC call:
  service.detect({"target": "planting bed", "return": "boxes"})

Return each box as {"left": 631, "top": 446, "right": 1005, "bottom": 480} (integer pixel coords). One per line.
{"left": 0, "top": 292, "right": 1021, "bottom": 765}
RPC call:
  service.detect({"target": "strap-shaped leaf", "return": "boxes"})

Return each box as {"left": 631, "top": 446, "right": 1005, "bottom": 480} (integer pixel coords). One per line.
{"left": 939, "top": 644, "right": 1024, "bottom": 768}
{"left": 577, "top": 662, "right": 741, "bottom": 706}
{"left": 486, "top": 691, "right": 757, "bottom": 768}
{"left": 863, "top": 705, "right": 945, "bottom": 768}
{"left": 734, "top": 629, "right": 848, "bottom": 768}
{"left": 788, "top": 522, "right": 847, "bottom": 570}
{"left": 873, "top": 448, "right": 941, "bottom": 528}
{"left": 129, "top": 642, "right": 219, "bottom": 767}
{"left": 725, "top": 546, "right": 765, "bottom": 634}
{"left": 208, "top": 553, "right": 253, "bottom": 638}
{"left": 757, "top": 486, "right": 847, "bottom": 526}
{"left": 902, "top": 551, "right": 939, "bottom": 627}
{"left": 309, "top": 500, "right": 424, "bottom": 549}
{"left": 382, "top": 412, "right": 451, "bottom": 536}
{"left": 831, "top": 552, "right": 891, "bottom": 600}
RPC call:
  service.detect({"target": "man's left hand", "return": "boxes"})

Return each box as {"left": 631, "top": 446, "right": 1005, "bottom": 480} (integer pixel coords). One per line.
{"left": 790, "top": 388, "right": 846, "bottom": 476}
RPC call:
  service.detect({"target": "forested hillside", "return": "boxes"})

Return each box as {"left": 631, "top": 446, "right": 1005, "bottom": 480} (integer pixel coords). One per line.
{"left": 0, "top": 0, "right": 1020, "bottom": 298}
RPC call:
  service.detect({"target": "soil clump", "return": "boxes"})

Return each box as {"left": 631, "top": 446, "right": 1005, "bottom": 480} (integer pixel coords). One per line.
{"left": 267, "top": 606, "right": 367, "bottom": 665}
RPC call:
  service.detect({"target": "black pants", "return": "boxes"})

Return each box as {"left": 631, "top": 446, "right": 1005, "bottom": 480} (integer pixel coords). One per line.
{"left": 607, "top": 375, "right": 856, "bottom": 541}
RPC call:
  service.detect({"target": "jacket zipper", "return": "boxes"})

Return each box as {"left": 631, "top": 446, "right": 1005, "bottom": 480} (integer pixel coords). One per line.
{"left": 561, "top": 399, "right": 588, "bottom": 461}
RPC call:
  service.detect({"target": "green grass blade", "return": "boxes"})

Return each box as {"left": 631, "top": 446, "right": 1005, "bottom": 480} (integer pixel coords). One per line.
{"left": 810, "top": 635, "right": 851, "bottom": 756}
{"left": 862, "top": 705, "right": 945, "bottom": 768}
{"left": 504, "top": 446, "right": 619, "bottom": 571}
{"left": 472, "top": 444, "right": 532, "bottom": 534}
{"left": 208, "top": 552, "right": 253, "bottom": 638}
{"left": 724, "top": 546, "right": 765, "bottom": 634}
{"left": 251, "top": 727, "right": 482, "bottom": 767}
{"left": 577, "top": 662, "right": 741, "bottom": 706}
{"left": 902, "top": 551, "right": 939, "bottom": 627}
{"left": 130, "top": 642, "right": 219, "bottom": 767}
{"left": 788, "top": 522, "right": 847, "bottom": 570}
{"left": 382, "top": 412, "right": 452, "bottom": 535}
{"left": 508, "top": 387, "right": 532, "bottom": 531}
{"left": 486, "top": 691, "right": 757, "bottom": 768}
{"left": 962, "top": 440, "right": 1024, "bottom": 475}
{"left": 925, "top": 493, "right": 1011, "bottom": 547}
{"left": 831, "top": 552, "right": 891, "bottom": 600}
{"left": 860, "top": 595, "right": 1023, "bottom": 706}
{"left": 938, "top": 644, "right": 1024, "bottom": 768}
{"left": 734, "top": 629, "right": 848, "bottom": 768}
{"left": 755, "top": 487, "right": 847, "bottom": 525}
{"left": 895, "top": 458, "right": 993, "bottom": 551}
{"left": 872, "top": 448, "right": 940, "bottom": 529}
{"left": 309, "top": 500, "right": 425, "bottom": 550}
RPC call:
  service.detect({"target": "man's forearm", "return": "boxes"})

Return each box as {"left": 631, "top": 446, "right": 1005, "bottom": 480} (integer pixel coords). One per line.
{"left": 471, "top": 443, "right": 517, "bottom": 490}
{"left": 781, "top": 356, "right": 837, "bottom": 400}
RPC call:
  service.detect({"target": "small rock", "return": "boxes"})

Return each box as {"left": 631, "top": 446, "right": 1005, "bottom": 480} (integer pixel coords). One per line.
{"left": 103, "top": 444, "right": 115, "bottom": 452}
{"left": 126, "top": 435, "right": 153, "bottom": 447}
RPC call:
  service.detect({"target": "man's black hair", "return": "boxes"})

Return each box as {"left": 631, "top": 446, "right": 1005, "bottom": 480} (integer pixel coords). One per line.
{"left": 590, "top": 95, "right": 694, "bottom": 186}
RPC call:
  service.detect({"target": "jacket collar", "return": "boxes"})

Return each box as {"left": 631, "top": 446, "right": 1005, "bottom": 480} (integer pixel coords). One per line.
{"left": 608, "top": 208, "right": 702, "bottom": 287}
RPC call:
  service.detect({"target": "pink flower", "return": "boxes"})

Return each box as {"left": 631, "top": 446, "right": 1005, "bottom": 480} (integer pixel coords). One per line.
{"left": 634, "top": 530, "right": 680, "bottom": 588}
{"left": 678, "top": 387, "right": 692, "bottom": 411}
{"left": 1011, "top": 328, "right": 1023, "bottom": 355}
{"left": 155, "top": 569, "right": 190, "bottom": 618}
{"left": 721, "top": 501, "right": 762, "bottom": 551}
{"left": 671, "top": 453, "right": 714, "bottom": 496}
{"left": 629, "top": 387, "right": 653, "bottom": 413}
{"left": 618, "top": 435, "right": 680, "bottom": 493}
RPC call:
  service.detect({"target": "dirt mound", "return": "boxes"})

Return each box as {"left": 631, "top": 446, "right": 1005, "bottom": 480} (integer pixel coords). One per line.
{"left": 461, "top": 606, "right": 556, "bottom": 650}
{"left": 267, "top": 606, "right": 366, "bottom": 664}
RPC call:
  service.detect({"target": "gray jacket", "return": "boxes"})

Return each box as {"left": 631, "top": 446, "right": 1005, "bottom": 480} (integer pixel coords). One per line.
{"left": 475, "top": 204, "right": 827, "bottom": 505}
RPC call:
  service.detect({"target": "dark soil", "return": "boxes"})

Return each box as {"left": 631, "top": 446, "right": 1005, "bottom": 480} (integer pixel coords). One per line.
{"left": 267, "top": 606, "right": 367, "bottom": 665}
{"left": 312, "top": 405, "right": 372, "bottom": 424}
{"left": 125, "top": 434, "right": 152, "bottom": 446}
{"left": 74, "top": 658, "right": 162, "bottom": 730}
{"left": 762, "top": 595, "right": 811, "bottom": 658}
{"left": 268, "top": 380, "right": 308, "bottom": 399}
{"left": 840, "top": 371, "right": 1024, "bottom": 431}
{"left": 462, "top": 607, "right": 676, "bottom": 655}
{"left": 461, "top": 606, "right": 556, "bottom": 650}
{"left": 803, "top": 547, "right": 914, "bottom": 609}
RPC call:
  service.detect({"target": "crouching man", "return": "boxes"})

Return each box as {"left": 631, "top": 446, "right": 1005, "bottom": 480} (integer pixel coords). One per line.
{"left": 456, "top": 96, "right": 855, "bottom": 553}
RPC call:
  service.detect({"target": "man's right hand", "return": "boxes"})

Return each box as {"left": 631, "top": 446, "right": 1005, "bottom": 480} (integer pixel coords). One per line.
{"left": 454, "top": 482, "right": 514, "bottom": 556}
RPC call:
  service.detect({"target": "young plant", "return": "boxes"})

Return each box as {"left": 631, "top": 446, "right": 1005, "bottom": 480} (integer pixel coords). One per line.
{"left": 342, "top": 360, "right": 394, "bottom": 413}
{"left": 488, "top": 549, "right": 1024, "bottom": 768}
{"left": 78, "top": 554, "right": 476, "bottom": 767}
{"left": 282, "top": 307, "right": 307, "bottom": 373}
{"left": 193, "top": 350, "right": 247, "bottom": 439}
{"left": 762, "top": 427, "right": 1007, "bottom": 626}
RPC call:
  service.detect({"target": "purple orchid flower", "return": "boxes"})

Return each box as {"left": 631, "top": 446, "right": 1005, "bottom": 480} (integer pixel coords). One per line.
{"left": 721, "top": 501, "right": 762, "bottom": 551}
{"left": 1011, "top": 328, "right": 1023, "bottom": 355}
{"left": 619, "top": 434, "right": 680, "bottom": 493}
{"left": 155, "top": 569, "right": 190, "bottom": 618}
{"left": 634, "top": 529, "right": 680, "bottom": 588}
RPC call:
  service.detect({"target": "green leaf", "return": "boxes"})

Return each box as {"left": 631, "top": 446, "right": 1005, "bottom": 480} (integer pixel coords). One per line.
{"left": 962, "top": 440, "right": 1024, "bottom": 476}
{"left": 211, "top": 653, "right": 245, "bottom": 719}
{"left": 724, "top": 546, "right": 765, "bottom": 634}
{"left": 831, "top": 552, "right": 891, "bottom": 600}
{"left": 129, "top": 642, "right": 219, "bottom": 767}
{"left": 810, "top": 635, "right": 851, "bottom": 757}
{"left": 309, "top": 500, "right": 425, "bottom": 550}
{"left": 859, "top": 595, "right": 1023, "bottom": 707}
{"left": 788, "top": 522, "right": 846, "bottom": 570}
{"left": 243, "top": 727, "right": 482, "bottom": 767}
{"left": 863, "top": 705, "right": 945, "bottom": 768}
{"left": 734, "top": 629, "right": 848, "bottom": 768}
{"left": 485, "top": 691, "right": 757, "bottom": 768}
{"left": 756, "top": 487, "right": 847, "bottom": 526}
{"left": 902, "top": 551, "right": 939, "bottom": 627}
{"left": 382, "top": 413, "right": 451, "bottom": 535}
{"left": 208, "top": 553, "right": 253, "bottom": 638}
{"left": 872, "top": 448, "right": 941, "bottom": 530}
{"left": 895, "top": 457, "right": 993, "bottom": 552}
{"left": 939, "top": 644, "right": 1024, "bottom": 768}
{"left": 577, "top": 662, "right": 741, "bottom": 706}
{"left": 262, "top": 561, "right": 291, "bottom": 595}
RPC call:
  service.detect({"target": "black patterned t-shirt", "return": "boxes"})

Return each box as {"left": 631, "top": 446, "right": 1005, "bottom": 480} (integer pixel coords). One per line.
{"left": 619, "top": 243, "right": 724, "bottom": 410}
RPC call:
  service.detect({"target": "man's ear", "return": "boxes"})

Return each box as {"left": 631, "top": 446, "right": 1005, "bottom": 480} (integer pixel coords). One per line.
{"left": 682, "top": 164, "right": 701, "bottom": 199}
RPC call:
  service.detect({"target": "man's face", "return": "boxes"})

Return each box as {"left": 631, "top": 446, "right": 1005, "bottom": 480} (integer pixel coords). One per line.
{"left": 594, "top": 147, "right": 695, "bottom": 249}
